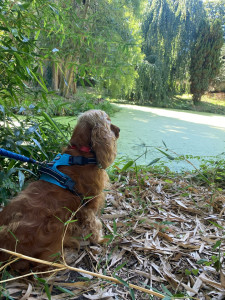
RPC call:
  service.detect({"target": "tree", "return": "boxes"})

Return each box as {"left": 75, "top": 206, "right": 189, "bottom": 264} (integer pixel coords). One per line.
{"left": 204, "top": 0, "right": 225, "bottom": 27}
{"left": 0, "top": 0, "right": 52, "bottom": 101}
{"left": 190, "top": 19, "right": 224, "bottom": 104}
{"left": 140, "top": 0, "right": 206, "bottom": 104}
{"left": 0, "top": 0, "right": 57, "bottom": 103}
{"left": 41, "top": 0, "right": 92, "bottom": 98}
{"left": 41, "top": 0, "right": 144, "bottom": 98}
{"left": 203, "top": 0, "right": 225, "bottom": 92}
{"left": 91, "top": 0, "right": 144, "bottom": 98}
{"left": 135, "top": 60, "right": 166, "bottom": 104}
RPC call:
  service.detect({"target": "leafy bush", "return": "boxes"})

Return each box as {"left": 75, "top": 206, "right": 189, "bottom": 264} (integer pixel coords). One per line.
{"left": 0, "top": 105, "right": 72, "bottom": 205}
{"left": 196, "top": 157, "right": 225, "bottom": 188}
{"left": 14, "top": 90, "right": 119, "bottom": 117}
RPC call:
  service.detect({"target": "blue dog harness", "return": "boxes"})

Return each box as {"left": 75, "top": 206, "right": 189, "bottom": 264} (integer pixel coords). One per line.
{"left": 0, "top": 148, "right": 98, "bottom": 195}
{"left": 39, "top": 153, "right": 97, "bottom": 195}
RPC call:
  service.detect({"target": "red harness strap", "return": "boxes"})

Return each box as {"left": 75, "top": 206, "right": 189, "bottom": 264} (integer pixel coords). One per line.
{"left": 69, "top": 145, "right": 92, "bottom": 153}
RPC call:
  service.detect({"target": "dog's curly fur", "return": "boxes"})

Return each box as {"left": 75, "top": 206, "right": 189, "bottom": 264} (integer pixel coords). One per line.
{"left": 0, "top": 109, "right": 120, "bottom": 272}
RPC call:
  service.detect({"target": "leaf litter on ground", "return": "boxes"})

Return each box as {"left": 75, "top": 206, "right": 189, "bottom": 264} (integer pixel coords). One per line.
{"left": 1, "top": 169, "right": 225, "bottom": 299}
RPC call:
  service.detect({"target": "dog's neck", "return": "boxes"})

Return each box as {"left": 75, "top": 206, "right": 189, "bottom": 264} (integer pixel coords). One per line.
{"left": 69, "top": 145, "right": 92, "bottom": 153}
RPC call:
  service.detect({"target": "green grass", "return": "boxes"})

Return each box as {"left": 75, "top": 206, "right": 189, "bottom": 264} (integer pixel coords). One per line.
{"left": 108, "top": 91, "right": 225, "bottom": 115}
{"left": 17, "top": 87, "right": 225, "bottom": 116}
{"left": 168, "top": 93, "right": 225, "bottom": 114}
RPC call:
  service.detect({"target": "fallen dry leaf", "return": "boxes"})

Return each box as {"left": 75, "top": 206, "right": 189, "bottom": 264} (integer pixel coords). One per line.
{"left": 1, "top": 169, "right": 225, "bottom": 299}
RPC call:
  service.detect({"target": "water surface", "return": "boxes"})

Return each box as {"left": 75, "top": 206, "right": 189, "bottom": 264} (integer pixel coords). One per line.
{"left": 111, "top": 104, "right": 225, "bottom": 171}
{"left": 56, "top": 104, "right": 225, "bottom": 171}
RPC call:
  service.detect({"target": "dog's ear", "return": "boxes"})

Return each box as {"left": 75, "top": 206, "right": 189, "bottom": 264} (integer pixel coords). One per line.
{"left": 70, "top": 121, "right": 92, "bottom": 149}
{"left": 91, "top": 123, "right": 117, "bottom": 169}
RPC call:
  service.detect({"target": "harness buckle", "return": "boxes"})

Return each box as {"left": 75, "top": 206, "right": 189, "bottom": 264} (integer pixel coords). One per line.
{"left": 69, "top": 156, "right": 88, "bottom": 165}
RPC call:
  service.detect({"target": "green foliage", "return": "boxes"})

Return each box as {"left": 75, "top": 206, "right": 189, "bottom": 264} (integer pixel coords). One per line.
{"left": 0, "top": 0, "right": 58, "bottom": 103}
{"left": 0, "top": 0, "right": 145, "bottom": 101}
{"left": 211, "top": 44, "right": 225, "bottom": 93}
{"left": 195, "top": 157, "right": 225, "bottom": 188}
{"left": 0, "top": 105, "right": 72, "bottom": 204}
{"left": 204, "top": 0, "right": 225, "bottom": 28}
{"left": 0, "top": 0, "right": 59, "bottom": 205}
{"left": 141, "top": 0, "right": 206, "bottom": 101}
{"left": 86, "top": 0, "right": 144, "bottom": 99}
{"left": 14, "top": 89, "right": 119, "bottom": 117}
{"left": 41, "top": 0, "right": 144, "bottom": 99}
{"left": 138, "top": 0, "right": 224, "bottom": 104}
{"left": 190, "top": 19, "right": 224, "bottom": 104}
{"left": 135, "top": 60, "right": 167, "bottom": 104}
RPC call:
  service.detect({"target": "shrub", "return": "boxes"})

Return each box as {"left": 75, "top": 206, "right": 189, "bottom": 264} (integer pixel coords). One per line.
{"left": 0, "top": 104, "right": 72, "bottom": 205}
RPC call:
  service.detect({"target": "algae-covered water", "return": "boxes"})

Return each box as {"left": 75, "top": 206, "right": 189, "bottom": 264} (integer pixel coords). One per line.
{"left": 56, "top": 104, "right": 225, "bottom": 171}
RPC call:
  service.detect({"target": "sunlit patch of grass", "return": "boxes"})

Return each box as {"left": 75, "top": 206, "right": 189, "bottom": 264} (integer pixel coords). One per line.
{"left": 202, "top": 92, "right": 225, "bottom": 106}
{"left": 174, "top": 93, "right": 225, "bottom": 114}
{"left": 176, "top": 94, "right": 192, "bottom": 100}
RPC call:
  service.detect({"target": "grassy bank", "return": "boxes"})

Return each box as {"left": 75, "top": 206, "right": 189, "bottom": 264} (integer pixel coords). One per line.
{"left": 108, "top": 92, "right": 225, "bottom": 115}
{"left": 15, "top": 88, "right": 225, "bottom": 117}
{"left": 169, "top": 93, "right": 225, "bottom": 114}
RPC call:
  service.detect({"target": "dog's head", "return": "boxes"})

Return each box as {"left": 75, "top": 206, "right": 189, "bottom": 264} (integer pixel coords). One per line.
{"left": 70, "top": 110, "right": 120, "bottom": 169}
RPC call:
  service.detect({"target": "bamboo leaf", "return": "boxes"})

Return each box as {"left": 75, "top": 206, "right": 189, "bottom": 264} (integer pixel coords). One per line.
{"left": 44, "top": 284, "right": 51, "bottom": 300}
{"left": 156, "top": 148, "right": 175, "bottom": 160}
{"left": 121, "top": 160, "right": 134, "bottom": 172}
{"left": 114, "top": 275, "right": 129, "bottom": 288}
{"left": 148, "top": 157, "right": 161, "bottom": 166}
{"left": 41, "top": 111, "right": 69, "bottom": 144}
{"left": 114, "top": 261, "right": 127, "bottom": 272}
{"left": 55, "top": 286, "right": 74, "bottom": 296}
{"left": 83, "top": 233, "right": 93, "bottom": 240}
{"left": 64, "top": 219, "right": 78, "bottom": 225}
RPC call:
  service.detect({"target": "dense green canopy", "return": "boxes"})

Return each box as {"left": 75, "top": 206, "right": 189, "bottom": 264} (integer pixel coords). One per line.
{"left": 0, "top": 0, "right": 224, "bottom": 104}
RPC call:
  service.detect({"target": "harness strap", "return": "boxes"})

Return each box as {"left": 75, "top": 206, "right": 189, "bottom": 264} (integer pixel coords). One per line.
{"left": 0, "top": 148, "right": 98, "bottom": 195}
{"left": 69, "top": 156, "right": 97, "bottom": 165}
{"left": 39, "top": 153, "right": 98, "bottom": 195}
{"left": 39, "top": 165, "right": 78, "bottom": 195}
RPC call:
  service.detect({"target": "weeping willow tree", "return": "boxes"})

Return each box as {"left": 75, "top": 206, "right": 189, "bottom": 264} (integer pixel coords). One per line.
{"left": 135, "top": 60, "right": 166, "bottom": 104}
{"left": 86, "top": 0, "right": 144, "bottom": 98}
{"left": 137, "top": 0, "right": 206, "bottom": 104}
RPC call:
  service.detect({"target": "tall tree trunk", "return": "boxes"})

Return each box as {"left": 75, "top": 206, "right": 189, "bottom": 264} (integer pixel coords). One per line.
{"left": 59, "top": 55, "right": 74, "bottom": 98}
{"left": 192, "top": 93, "right": 202, "bottom": 105}
{"left": 59, "top": 59, "right": 69, "bottom": 96}
{"left": 64, "top": 64, "right": 74, "bottom": 98}
{"left": 72, "top": 79, "right": 77, "bottom": 94}
{"left": 52, "top": 62, "right": 59, "bottom": 91}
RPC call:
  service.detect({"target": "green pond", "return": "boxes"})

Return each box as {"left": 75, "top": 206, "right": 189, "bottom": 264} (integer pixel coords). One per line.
{"left": 56, "top": 104, "right": 225, "bottom": 172}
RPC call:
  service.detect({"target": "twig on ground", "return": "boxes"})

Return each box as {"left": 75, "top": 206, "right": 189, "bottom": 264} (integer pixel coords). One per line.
{"left": 0, "top": 248, "right": 165, "bottom": 298}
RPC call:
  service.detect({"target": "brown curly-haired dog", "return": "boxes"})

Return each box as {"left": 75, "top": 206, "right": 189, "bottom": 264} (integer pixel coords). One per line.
{"left": 0, "top": 110, "right": 120, "bottom": 272}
